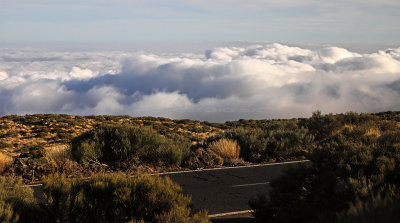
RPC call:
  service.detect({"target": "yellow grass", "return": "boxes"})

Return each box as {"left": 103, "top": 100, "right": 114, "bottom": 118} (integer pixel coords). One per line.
{"left": 209, "top": 138, "right": 240, "bottom": 159}
{"left": 0, "top": 152, "right": 13, "bottom": 173}
{"left": 45, "top": 145, "right": 80, "bottom": 173}
{"left": 366, "top": 128, "right": 381, "bottom": 137}
{"left": 343, "top": 124, "right": 354, "bottom": 131}
{"left": 45, "top": 145, "right": 72, "bottom": 163}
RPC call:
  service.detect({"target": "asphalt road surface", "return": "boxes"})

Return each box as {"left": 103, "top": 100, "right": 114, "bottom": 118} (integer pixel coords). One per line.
{"left": 160, "top": 160, "right": 308, "bottom": 215}
{"left": 30, "top": 160, "right": 308, "bottom": 217}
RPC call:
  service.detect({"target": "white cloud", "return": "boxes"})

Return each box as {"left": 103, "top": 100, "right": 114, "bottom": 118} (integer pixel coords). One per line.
{"left": 1, "top": 43, "right": 400, "bottom": 122}
{"left": 315, "top": 47, "right": 361, "bottom": 64}
{"left": 0, "top": 72, "right": 8, "bottom": 81}
{"left": 66, "top": 67, "right": 98, "bottom": 81}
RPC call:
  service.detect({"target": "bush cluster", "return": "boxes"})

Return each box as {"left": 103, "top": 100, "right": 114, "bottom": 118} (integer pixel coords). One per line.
{"left": 250, "top": 114, "right": 400, "bottom": 223}
{"left": 0, "top": 177, "right": 42, "bottom": 222}
{"left": 41, "top": 173, "right": 209, "bottom": 223}
{"left": 338, "top": 185, "right": 400, "bottom": 223}
{"left": 0, "top": 174, "right": 210, "bottom": 223}
{"left": 71, "top": 124, "right": 191, "bottom": 169}
{"left": 222, "top": 126, "right": 314, "bottom": 162}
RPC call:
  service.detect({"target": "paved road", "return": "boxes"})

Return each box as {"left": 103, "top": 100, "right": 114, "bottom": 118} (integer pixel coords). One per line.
{"left": 161, "top": 160, "right": 308, "bottom": 215}
{"left": 31, "top": 160, "right": 308, "bottom": 216}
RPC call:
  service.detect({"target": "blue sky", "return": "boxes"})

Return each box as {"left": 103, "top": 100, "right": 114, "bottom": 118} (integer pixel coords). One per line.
{"left": 1, "top": 1, "right": 400, "bottom": 121}
{"left": 1, "top": 0, "right": 399, "bottom": 44}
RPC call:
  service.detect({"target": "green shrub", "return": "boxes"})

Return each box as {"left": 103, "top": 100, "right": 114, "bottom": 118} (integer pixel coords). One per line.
{"left": 0, "top": 200, "right": 18, "bottom": 223}
{"left": 338, "top": 185, "right": 400, "bottom": 223}
{"left": 0, "top": 141, "right": 12, "bottom": 149}
{"left": 300, "top": 111, "right": 342, "bottom": 141}
{"left": 19, "top": 145, "right": 45, "bottom": 159}
{"left": 249, "top": 123, "right": 400, "bottom": 223}
{"left": 184, "top": 148, "right": 224, "bottom": 168}
{"left": 5, "top": 131, "right": 19, "bottom": 138}
{"left": 71, "top": 124, "right": 191, "bottom": 169}
{"left": 42, "top": 173, "right": 210, "bottom": 223}
{"left": 0, "top": 176, "right": 42, "bottom": 223}
{"left": 220, "top": 127, "right": 313, "bottom": 162}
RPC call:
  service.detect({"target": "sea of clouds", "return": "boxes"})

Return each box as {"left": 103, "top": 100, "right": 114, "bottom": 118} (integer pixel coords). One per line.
{"left": 1, "top": 43, "right": 400, "bottom": 122}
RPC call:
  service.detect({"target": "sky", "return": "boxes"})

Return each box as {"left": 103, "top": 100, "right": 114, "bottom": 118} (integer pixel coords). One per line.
{"left": 0, "top": 1, "right": 400, "bottom": 122}
{"left": 1, "top": 0, "right": 399, "bottom": 44}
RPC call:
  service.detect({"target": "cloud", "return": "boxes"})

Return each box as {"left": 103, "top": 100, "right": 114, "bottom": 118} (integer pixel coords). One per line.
{"left": 1, "top": 44, "right": 400, "bottom": 122}
{"left": 0, "top": 72, "right": 8, "bottom": 81}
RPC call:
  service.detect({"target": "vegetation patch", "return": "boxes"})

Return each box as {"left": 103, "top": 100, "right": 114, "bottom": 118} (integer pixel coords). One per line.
{"left": 0, "top": 176, "right": 41, "bottom": 222}
{"left": 71, "top": 124, "right": 192, "bottom": 169}
{"left": 0, "top": 153, "right": 13, "bottom": 173}
{"left": 0, "top": 111, "right": 399, "bottom": 183}
{"left": 209, "top": 138, "right": 240, "bottom": 161}
{"left": 0, "top": 174, "right": 210, "bottom": 223}
{"left": 249, "top": 113, "right": 400, "bottom": 223}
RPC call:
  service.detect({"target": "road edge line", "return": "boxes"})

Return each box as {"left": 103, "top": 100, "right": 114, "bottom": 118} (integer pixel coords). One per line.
{"left": 208, "top": 210, "right": 254, "bottom": 218}
{"left": 25, "top": 159, "right": 310, "bottom": 187}
{"left": 153, "top": 159, "right": 310, "bottom": 176}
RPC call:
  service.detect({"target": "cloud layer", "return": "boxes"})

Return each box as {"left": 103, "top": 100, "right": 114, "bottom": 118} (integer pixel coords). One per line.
{"left": 1, "top": 44, "right": 400, "bottom": 122}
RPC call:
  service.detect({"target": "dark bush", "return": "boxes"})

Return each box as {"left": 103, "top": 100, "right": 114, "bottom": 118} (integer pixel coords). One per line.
{"left": 250, "top": 119, "right": 400, "bottom": 223}
{"left": 19, "top": 145, "right": 45, "bottom": 159}
{"left": 71, "top": 124, "right": 191, "bottom": 169}
{"left": 0, "top": 141, "right": 12, "bottom": 149}
{"left": 338, "top": 185, "right": 400, "bottom": 223}
{"left": 5, "top": 130, "right": 19, "bottom": 138}
{"left": 300, "top": 111, "right": 342, "bottom": 141}
{"left": 0, "top": 176, "right": 42, "bottom": 222}
{"left": 184, "top": 148, "right": 224, "bottom": 169}
{"left": 42, "top": 173, "right": 210, "bottom": 223}
{"left": 220, "top": 127, "right": 313, "bottom": 162}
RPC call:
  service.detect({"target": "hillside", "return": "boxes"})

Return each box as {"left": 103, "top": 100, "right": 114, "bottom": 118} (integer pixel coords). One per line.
{"left": 0, "top": 114, "right": 224, "bottom": 155}
{"left": 0, "top": 111, "right": 399, "bottom": 183}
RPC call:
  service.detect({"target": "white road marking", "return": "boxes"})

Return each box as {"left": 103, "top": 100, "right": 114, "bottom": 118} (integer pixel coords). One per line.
{"left": 232, "top": 182, "right": 269, "bottom": 188}
{"left": 208, "top": 209, "right": 254, "bottom": 218}
{"left": 149, "top": 159, "right": 310, "bottom": 176}
{"left": 24, "top": 184, "right": 43, "bottom": 187}
{"left": 25, "top": 159, "right": 309, "bottom": 187}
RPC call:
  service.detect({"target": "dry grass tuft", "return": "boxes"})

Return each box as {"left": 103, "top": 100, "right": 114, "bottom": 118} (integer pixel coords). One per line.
{"left": 45, "top": 145, "right": 80, "bottom": 175}
{"left": 366, "top": 127, "right": 381, "bottom": 137}
{"left": 46, "top": 145, "right": 72, "bottom": 164}
{"left": 344, "top": 124, "right": 354, "bottom": 131}
{"left": 209, "top": 138, "right": 240, "bottom": 160}
{"left": 0, "top": 152, "right": 13, "bottom": 173}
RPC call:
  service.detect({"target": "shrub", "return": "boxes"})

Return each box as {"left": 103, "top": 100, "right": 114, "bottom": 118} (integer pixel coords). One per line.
{"left": 46, "top": 145, "right": 72, "bottom": 162}
{"left": 5, "top": 130, "right": 19, "bottom": 138}
{"left": 184, "top": 148, "right": 224, "bottom": 168}
{"left": 0, "top": 176, "right": 42, "bottom": 222}
{"left": 19, "top": 145, "right": 45, "bottom": 159}
{"left": 0, "top": 141, "right": 12, "bottom": 148}
{"left": 71, "top": 124, "right": 191, "bottom": 169}
{"left": 42, "top": 173, "right": 210, "bottom": 223}
{"left": 249, "top": 125, "right": 400, "bottom": 223}
{"left": 221, "top": 127, "right": 313, "bottom": 162}
{"left": 0, "top": 200, "right": 18, "bottom": 223}
{"left": 338, "top": 186, "right": 400, "bottom": 223}
{"left": 300, "top": 111, "right": 342, "bottom": 141}
{"left": 209, "top": 138, "right": 240, "bottom": 160}
{"left": 45, "top": 145, "right": 79, "bottom": 175}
